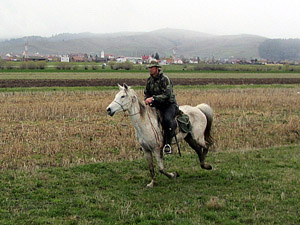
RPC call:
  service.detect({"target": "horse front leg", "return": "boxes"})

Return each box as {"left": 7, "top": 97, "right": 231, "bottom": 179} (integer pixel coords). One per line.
{"left": 153, "top": 147, "right": 179, "bottom": 179}
{"left": 143, "top": 149, "right": 156, "bottom": 188}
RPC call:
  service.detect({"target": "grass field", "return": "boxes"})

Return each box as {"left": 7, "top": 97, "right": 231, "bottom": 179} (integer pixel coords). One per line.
{"left": 0, "top": 75, "right": 300, "bottom": 224}
{"left": 1, "top": 145, "right": 299, "bottom": 224}
{"left": 0, "top": 84, "right": 300, "bottom": 93}
{"left": 1, "top": 72, "right": 300, "bottom": 80}
{"left": 2, "top": 61, "right": 300, "bottom": 73}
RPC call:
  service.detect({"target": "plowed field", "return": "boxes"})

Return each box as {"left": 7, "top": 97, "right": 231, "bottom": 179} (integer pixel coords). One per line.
{"left": 1, "top": 78, "right": 300, "bottom": 87}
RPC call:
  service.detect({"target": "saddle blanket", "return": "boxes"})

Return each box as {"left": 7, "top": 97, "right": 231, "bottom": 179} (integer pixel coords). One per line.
{"left": 176, "top": 111, "right": 192, "bottom": 134}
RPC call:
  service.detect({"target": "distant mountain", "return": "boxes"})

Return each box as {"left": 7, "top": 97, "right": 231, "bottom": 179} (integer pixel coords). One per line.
{"left": 0, "top": 28, "right": 267, "bottom": 58}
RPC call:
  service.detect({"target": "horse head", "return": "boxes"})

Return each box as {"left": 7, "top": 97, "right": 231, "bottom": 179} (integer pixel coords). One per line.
{"left": 106, "top": 83, "right": 136, "bottom": 116}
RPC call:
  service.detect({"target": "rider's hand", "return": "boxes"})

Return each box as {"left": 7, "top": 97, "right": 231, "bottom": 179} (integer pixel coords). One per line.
{"left": 145, "top": 97, "right": 153, "bottom": 105}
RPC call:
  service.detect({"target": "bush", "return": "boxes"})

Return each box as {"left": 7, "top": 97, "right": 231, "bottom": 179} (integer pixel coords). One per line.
{"left": 18, "top": 61, "right": 45, "bottom": 70}
{"left": 112, "top": 62, "right": 134, "bottom": 70}
{"left": 20, "top": 62, "right": 27, "bottom": 69}
{"left": 72, "top": 64, "right": 79, "bottom": 70}
{"left": 5, "top": 62, "right": 14, "bottom": 69}
{"left": 27, "top": 61, "right": 37, "bottom": 69}
{"left": 55, "top": 62, "right": 71, "bottom": 70}
{"left": 108, "top": 62, "right": 116, "bottom": 69}
{"left": 194, "top": 64, "right": 233, "bottom": 71}
{"left": 0, "top": 59, "right": 5, "bottom": 69}
{"left": 65, "top": 63, "right": 71, "bottom": 70}
{"left": 122, "top": 62, "right": 134, "bottom": 70}
{"left": 37, "top": 61, "right": 46, "bottom": 69}
{"left": 56, "top": 64, "right": 61, "bottom": 70}
{"left": 91, "top": 64, "right": 98, "bottom": 70}
{"left": 135, "top": 64, "right": 144, "bottom": 70}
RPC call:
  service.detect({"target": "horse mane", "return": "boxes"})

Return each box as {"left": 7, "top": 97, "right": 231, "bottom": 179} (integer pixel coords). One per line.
{"left": 137, "top": 98, "right": 146, "bottom": 117}
{"left": 125, "top": 86, "right": 161, "bottom": 122}
{"left": 129, "top": 88, "right": 162, "bottom": 121}
{"left": 127, "top": 88, "right": 146, "bottom": 117}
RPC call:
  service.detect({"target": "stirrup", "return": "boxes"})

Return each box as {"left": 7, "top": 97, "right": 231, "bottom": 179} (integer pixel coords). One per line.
{"left": 163, "top": 144, "right": 172, "bottom": 154}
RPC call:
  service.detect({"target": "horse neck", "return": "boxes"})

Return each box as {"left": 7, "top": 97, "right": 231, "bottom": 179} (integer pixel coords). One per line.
{"left": 127, "top": 98, "right": 141, "bottom": 117}
{"left": 128, "top": 95, "right": 159, "bottom": 133}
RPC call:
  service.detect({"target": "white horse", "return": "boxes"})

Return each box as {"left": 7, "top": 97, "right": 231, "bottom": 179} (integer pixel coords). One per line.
{"left": 106, "top": 84, "right": 214, "bottom": 188}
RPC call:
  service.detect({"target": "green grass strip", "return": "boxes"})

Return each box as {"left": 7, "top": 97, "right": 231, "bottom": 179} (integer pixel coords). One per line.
{"left": 0, "top": 145, "right": 299, "bottom": 224}
{"left": 0, "top": 84, "right": 300, "bottom": 93}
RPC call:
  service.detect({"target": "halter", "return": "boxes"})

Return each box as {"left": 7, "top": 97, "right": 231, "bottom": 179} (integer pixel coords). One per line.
{"left": 113, "top": 100, "right": 140, "bottom": 117}
{"left": 114, "top": 100, "right": 127, "bottom": 112}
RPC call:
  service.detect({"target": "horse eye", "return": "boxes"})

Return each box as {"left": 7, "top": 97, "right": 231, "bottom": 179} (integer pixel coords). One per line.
{"left": 121, "top": 95, "right": 125, "bottom": 98}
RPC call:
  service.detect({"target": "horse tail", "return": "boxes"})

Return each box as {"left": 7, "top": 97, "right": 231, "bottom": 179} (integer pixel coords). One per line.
{"left": 196, "top": 103, "right": 214, "bottom": 147}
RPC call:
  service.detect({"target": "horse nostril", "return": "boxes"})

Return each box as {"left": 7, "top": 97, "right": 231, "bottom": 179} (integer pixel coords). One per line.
{"left": 106, "top": 107, "right": 115, "bottom": 116}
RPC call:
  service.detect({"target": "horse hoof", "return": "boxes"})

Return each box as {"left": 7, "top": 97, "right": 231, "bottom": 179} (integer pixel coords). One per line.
{"left": 173, "top": 172, "right": 180, "bottom": 178}
{"left": 146, "top": 181, "right": 155, "bottom": 188}
{"left": 201, "top": 164, "right": 212, "bottom": 170}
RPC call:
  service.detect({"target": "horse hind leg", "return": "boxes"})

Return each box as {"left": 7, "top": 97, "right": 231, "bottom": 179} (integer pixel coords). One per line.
{"left": 184, "top": 134, "right": 212, "bottom": 170}
{"left": 200, "top": 147, "right": 212, "bottom": 170}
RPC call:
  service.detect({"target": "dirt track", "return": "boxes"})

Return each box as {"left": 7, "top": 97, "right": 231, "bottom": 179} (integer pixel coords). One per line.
{"left": 1, "top": 78, "right": 300, "bottom": 88}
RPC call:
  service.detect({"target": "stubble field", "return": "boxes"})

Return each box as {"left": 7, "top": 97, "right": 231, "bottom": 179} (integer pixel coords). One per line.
{"left": 1, "top": 79, "right": 300, "bottom": 224}
{"left": 1, "top": 86, "right": 299, "bottom": 170}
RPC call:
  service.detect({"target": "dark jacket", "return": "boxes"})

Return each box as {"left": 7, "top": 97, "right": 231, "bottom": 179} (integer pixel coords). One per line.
{"left": 144, "top": 70, "right": 177, "bottom": 108}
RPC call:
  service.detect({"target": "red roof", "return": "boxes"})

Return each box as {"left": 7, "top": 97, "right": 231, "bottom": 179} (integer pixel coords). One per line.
{"left": 72, "top": 56, "right": 85, "bottom": 61}
{"left": 142, "top": 55, "right": 150, "bottom": 60}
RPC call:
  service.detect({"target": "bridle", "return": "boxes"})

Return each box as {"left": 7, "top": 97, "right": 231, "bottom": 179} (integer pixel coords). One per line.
{"left": 113, "top": 98, "right": 140, "bottom": 117}
{"left": 113, "top": 100, "right": 127, "bottom": 112}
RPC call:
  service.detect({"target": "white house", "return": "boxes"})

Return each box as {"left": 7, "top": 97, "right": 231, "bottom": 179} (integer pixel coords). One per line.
{"left": 127, "top": 57, "right": 142, "bottom": 64}
{"left": 174, "top": 58, "right": 183, "bottom": 64}
{"left": 159, "top": 60, "right": 168, "bottom": 65}
{"left": 61, "top": 55, "right": 70, "bottom": 62}
{"left": 116, "top": 56, "right": 127, "bottom": 63}
{"left": 189, "top": 59, "right": 198, "bottom": 64}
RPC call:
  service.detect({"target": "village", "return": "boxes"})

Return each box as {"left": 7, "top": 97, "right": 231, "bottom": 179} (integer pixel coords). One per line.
{"left": 0, "top": 49, "right": 285, "bottom": 66}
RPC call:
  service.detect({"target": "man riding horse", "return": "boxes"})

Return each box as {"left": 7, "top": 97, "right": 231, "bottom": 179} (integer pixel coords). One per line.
{"left": 144, "top": 64, "right": 178, "bottom": 154}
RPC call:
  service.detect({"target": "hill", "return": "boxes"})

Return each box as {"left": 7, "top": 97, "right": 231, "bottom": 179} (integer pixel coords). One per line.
{"left": 259, "top": 38, "right": 300, "bottom": 61}
{"left": 0, "top": 28, "right": 267, "bottom": 58}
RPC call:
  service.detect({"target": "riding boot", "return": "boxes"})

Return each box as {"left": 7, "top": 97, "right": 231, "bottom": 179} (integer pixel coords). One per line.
{"left": 163, "top": 128, "right": 173, "bottom": 154}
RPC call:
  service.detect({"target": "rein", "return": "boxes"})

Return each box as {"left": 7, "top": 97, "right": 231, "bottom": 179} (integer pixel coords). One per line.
{"left": 146, "top": 109, "right": 163, "bottom": 149}
{"left": 115, "top": 96, "right": 162, "bottom": 149}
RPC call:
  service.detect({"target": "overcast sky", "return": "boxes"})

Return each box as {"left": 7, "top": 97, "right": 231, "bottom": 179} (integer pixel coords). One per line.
{"left": 1, "top": 0, "right": 300, "bottom": 39}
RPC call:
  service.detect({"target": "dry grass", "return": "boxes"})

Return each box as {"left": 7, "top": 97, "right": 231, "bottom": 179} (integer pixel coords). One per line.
{"left": 193, "top": 88, "right": 300, "bottom": 151}
{"left": 205, "top": 197, "right": 225, "bottom": 210}
{"left": 0, "top": 87, "right": 299, "bottom": 170}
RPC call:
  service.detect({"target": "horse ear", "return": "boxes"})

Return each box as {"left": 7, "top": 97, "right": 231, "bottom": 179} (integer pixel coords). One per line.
{"left": 117, "top": 83, "right": 123, "bottom": 90}
{"left": 123, "top": 83, "right": 129, "bottom": 90}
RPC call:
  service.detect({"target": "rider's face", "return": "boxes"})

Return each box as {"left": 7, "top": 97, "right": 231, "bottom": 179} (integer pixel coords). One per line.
{"left": 149, "top": 67, "right": 159, "bottom": 77}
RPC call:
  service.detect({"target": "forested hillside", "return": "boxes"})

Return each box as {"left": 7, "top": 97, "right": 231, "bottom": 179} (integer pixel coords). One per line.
{"left": 259, "top": 39, "right": 300, "bottom": 61}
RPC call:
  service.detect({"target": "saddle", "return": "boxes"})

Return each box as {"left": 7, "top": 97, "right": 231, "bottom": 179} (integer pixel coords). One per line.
{"left": 155, "top": 109, "right": 192, "bottom": 135}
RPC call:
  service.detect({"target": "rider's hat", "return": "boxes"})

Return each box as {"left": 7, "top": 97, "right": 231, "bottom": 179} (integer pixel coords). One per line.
{"left": 147, "top": 64, "right": 161, "bottom": 68}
